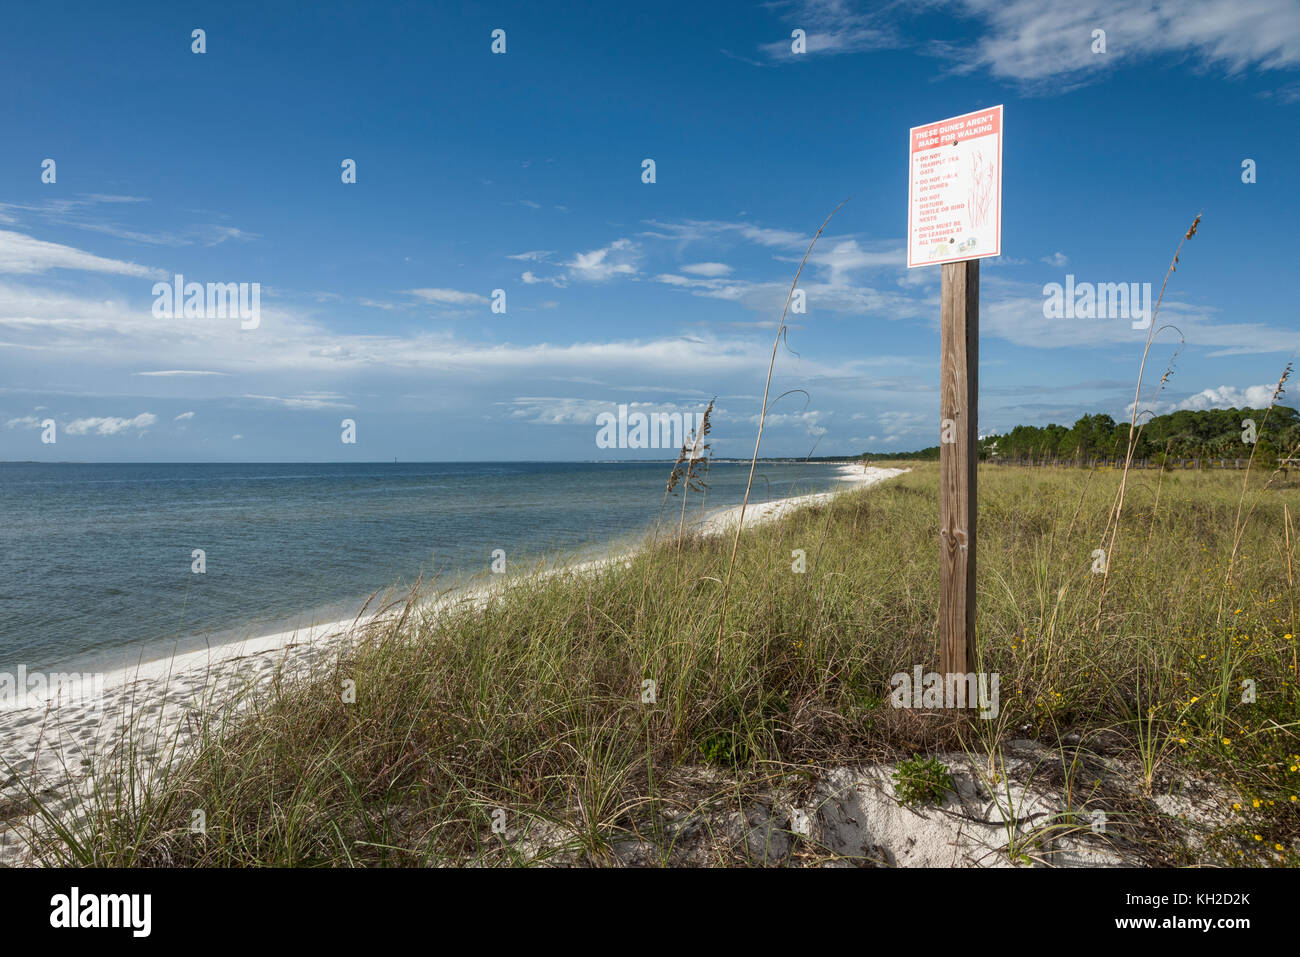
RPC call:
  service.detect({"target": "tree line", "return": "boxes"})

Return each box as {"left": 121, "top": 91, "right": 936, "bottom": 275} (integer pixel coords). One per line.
{"left": 862, "top": 406, "right": 1300, "bottom": 464}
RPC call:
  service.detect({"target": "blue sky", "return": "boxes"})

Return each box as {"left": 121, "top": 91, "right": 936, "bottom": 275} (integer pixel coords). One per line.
{"left": 2, "top": 0, "right": 1298, "bottom": 462}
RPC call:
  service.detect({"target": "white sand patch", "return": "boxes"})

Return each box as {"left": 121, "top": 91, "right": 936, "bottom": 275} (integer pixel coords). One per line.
{"left": 696, "top": 465, "right": 908, "bottom": 536}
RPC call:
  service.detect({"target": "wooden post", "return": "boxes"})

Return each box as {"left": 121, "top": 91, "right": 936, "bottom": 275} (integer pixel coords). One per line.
{"left": 940, "top": 260, "right": 978, "bottom": 678}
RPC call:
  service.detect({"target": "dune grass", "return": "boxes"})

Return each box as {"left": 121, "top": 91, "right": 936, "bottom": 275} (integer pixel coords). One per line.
{"left": 19, "top": 459, "right": 1299, "bottom": 867}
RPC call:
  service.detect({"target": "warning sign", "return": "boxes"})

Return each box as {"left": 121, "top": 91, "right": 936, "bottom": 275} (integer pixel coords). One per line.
{"left": 907, "top": 105, "right": 1003, "bottom": 268}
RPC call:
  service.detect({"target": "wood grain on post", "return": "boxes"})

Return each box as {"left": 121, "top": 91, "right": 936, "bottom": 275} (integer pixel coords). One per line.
{"left": 939, "top": 260, "right": 978, "bottom": 678}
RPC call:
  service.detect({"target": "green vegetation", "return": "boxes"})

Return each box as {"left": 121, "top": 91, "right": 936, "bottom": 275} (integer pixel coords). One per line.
{"left": 859, "top": 446, "right": 941, "bottom": 462}
{"left": 860, "top": 406, "right": 1300, "bottom": 464}
{"left": 985, "top": 406, "right": 1300, "bottom": 463}
{"left": 892, "top": 755, "right": 955, "bottom": 808}
{"left": 18, "top": 463, "right": 1300, "bottom": 867}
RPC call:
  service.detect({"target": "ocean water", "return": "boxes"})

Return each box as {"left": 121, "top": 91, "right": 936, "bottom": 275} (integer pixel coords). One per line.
{"left": 0, "top": 461, "right": 854, "bottom": 672}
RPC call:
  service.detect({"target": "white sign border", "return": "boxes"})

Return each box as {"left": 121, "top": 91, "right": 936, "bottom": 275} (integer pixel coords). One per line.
{"left": 906, "top": 104, "right": 1004, "bottom": 269}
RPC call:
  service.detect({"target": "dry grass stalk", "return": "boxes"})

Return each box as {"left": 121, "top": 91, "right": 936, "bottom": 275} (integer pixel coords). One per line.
{"left": 714, "top": 200, "right": 848, "bottom": 667}
{"left": 1094, "top": 213, "right": 1199, "bottom": 631}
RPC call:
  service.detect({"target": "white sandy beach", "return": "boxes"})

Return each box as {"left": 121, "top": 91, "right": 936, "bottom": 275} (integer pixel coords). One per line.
{"left": 696, "top": 464, "right": 907, "bottom": 535}
{"left": 0, "top": 464, "right": 905, "bottom": 865}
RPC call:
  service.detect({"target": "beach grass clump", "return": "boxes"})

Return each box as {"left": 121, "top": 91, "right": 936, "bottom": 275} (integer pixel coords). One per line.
{"left": 18, "top": 461, "right": 1300, "bottom": 866}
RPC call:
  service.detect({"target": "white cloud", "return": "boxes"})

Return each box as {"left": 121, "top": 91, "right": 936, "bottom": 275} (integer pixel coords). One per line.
{"left": 76, "top": 222, "right": 258, "bottom": 247}
{"left": 507, "top": 250, "right": 554, "bottom": 262}
{"left": 977, "top": 278, "right": 1298, "bottom": 354}
{"left": 654, "top": 273, "right": 700, "bottom": 287}
{"left": 132, "top": 370, "right": 230, "bottom": 377}
{"left": 653, "top": 270, "right": 931, "bottom": 322}
{"left": 0, "top": 278, "right": 790, "bottom": 377}
{"left": 642, "top": 220, "right": 919, "bottom": 320}
{"left": 405, "top": 288, "right": 489, "bottom": 306}
{"left": 521, "top": 270, "right": 567, "bottom": 287}
{"left": 788, "top": 239, "right": 906, "bottom": 279}
{"left": 738, "top": 408, "right": 832, "bottom": 433}
{"left": 0, "top": 230, "right": 165, "bottom": 278}
{"left": 503, "top": 396, "right": 713, "bottom": 426}
{"left": 1042, "top": 252, "right": 1069, "bottom": 267}
{"left": 759, "top": 0, "right": 898, "bottom": 59}
{"left": 1259, "top": 81, "right": 1300, "bottom": 102}
{"left": 1173, "top": 384, "right": 1281, "bottom": 411}
{"left": 951, "top": 0, "right": 1300, "bottom": 86}
{"left": 65, "top": 413, "right": 157, "bottom": 435}
{"left": 641, "top": 219, "right": 807, "bottom": 249}
{"left": 682, "top": 262, "right": 733, "bottom": 277}
{"left": 565, "top": 239, "right": 639, "bottom": 281}
{"left": 502, "top": 397, "right": 617, "bottom": 425}
{"left": 0, "top": 197, "right": 256, "bottom": 249}
{"left": 242, "top": 393, "right": 354, "bottom": 410}
{"left": 865, "top": 409, "right": 932, "bottom": 448}
{"left": 79, "top": 194, "right": 149, "bottom": 205}
{"left": 1123, "top": 382, "right": 1287, "bottom": 419}
{"left": 174, "top": 411, "right": 195, "bottom": 420}
{"left": 764, "top": 1, "right": 1300, "bottom": 90}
